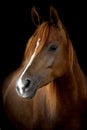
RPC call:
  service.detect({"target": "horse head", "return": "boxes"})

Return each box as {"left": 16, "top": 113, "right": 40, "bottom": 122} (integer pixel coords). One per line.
{"left": 16, "top": 6, "right": 73, "bottom": 99}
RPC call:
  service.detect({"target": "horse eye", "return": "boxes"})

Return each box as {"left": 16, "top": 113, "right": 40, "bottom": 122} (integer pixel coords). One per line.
{"left": 48, "top": 44, "right": 57, "bottom": 51}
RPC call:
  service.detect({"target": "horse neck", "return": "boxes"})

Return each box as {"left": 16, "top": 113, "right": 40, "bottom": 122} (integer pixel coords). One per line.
{"left": 72, "top": 50, "right": 87, "bottom": 98}
{"left": 44, "top": 49, "right": 86, "bottom": 114}
{"left": 56, "top": 49, "right": 87, "bottom": 104}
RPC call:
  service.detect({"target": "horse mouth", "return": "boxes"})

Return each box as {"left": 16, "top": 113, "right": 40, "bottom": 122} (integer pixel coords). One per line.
{"left": 16, "top": 87, "right": 37, "bottom": 99}
{"left": 23, "top": 91, "right": 36, "bottom": 99}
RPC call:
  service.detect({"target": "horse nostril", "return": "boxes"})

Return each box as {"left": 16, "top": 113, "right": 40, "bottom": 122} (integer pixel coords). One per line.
{"left": 24, "top": 78, "right": 31, "bottom": 92}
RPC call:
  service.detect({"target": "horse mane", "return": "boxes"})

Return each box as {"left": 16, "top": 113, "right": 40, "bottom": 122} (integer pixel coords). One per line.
{"left": 23, "top": 22, "right": 50, "bottom": 64}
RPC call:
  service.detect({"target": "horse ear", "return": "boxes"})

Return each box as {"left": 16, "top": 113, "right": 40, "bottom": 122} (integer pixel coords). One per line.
{"left": 31, "top": 6, "right": 41, "bottom": 27}
{"left": 50, "top": 6, "right": 62, "bottom": 28}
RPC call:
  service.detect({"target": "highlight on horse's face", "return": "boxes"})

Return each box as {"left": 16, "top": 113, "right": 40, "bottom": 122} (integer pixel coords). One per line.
{"left": 16, "top": 7, "right": 69, "bottom": 99}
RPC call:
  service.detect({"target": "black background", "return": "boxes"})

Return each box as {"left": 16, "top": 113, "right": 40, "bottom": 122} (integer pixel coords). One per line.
{"left": 0, "top": 0, "right": 87, "bottom": 129}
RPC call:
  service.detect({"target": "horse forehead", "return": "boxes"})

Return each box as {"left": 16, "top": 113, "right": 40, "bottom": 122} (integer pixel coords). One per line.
{"left": 48, "top": 26, "right": 60, "bottom": 40}
{"left": 48, "top": 26, "right": 66, "bottom": 42}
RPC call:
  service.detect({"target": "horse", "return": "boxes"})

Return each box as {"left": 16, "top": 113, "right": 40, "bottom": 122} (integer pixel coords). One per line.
{"left": 2, "top": 6, "right": 87, "bottom": 130}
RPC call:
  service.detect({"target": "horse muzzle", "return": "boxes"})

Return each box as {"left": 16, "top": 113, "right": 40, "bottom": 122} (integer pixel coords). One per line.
{"left": 16, "top": 78, "right": 36, "bottom": 99}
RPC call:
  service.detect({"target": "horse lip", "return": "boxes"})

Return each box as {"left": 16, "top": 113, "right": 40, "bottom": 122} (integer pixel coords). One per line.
{"left": 16, "top": 85, "right": 37, "bottom": 99}
{"left": 23, "top": 91, "right": 36, "bottom": 99}
{"left": 20, "top": 89, "right": 37, "bottom": 99}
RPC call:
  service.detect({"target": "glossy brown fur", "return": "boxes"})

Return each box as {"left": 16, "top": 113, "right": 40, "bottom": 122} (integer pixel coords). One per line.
{"left": 2, "top": 6, "right": 87, "bottom": 130}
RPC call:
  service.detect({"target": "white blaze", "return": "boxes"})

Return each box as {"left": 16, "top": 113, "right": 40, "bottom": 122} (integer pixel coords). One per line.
{"left": 16, "top": 38, "right": 40, "bottom": 94}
